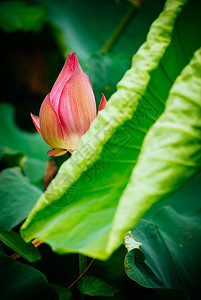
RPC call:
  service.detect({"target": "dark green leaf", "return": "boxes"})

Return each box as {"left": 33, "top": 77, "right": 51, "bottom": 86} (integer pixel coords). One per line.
{"left": 36, "top": 0, "right": 164, "bottom": 61}
{"left": 0, "top": 167, "right": 42, "bottom": 230}
{"left": 0, "top": 231, "right": 41, "bottom": 262}
{"left": 0, "top": 103, "right": 48, "bottom": 186}
{"left": 0, "top": 103, "right": 48, "bottom": 161}
{"left": 22, "top": 157, "right": 47, "bottom": 189}
{"left": 0, "top": 152, "right": 46, "bottom": 189}
{"left": 0, "top": 252, "right": 58, "bottom": 300}
{"left": 84, "top": 52, "right": 132, "bottom": 104}
{"left": 111, "top": 0, "right": 166, "bottom": 56}
{"left": 124, "top": 207, "right": 201, "bottom": 297}
{"left": 77, "top": 276, "right": 119, "bottom": 297}
{"left": 51, "top": 284, "right": 74, "bottom": 300}
{"left": 0, "top": 1, "right": 47, "bottom": 32}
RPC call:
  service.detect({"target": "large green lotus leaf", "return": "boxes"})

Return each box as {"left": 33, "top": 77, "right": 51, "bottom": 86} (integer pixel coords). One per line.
{"left": 0, "top": 252, "right": 58, "bottom": 300}
{"left": 109, "top": 47, "right": 201, "bottom": 250}
{"left": 0, "top": 168, "right": 42, "bottom": 230}
{"left": 21, "top": 0, "right": 201, "bottom": 259}
{"left": 35, "top": 0, "right": 165, "bottom": 62}
{"left": 0, "top": 1, "right": 47, "bottom": 32}
{"left": 124, "top": 206, "right": 201, "bottom": 296}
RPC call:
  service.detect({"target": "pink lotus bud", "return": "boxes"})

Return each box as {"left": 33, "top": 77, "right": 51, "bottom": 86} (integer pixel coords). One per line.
{"left": 31, "top": 53, "right": 107, "bottom": 156}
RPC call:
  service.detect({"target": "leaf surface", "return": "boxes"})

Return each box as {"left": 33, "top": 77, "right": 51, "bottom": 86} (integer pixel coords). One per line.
{"left": 109, "top": 46, "right": 201, "bottom": 249}
{"left": 0, "top": 103, "right": 48, "bottom": 161}
{"left": 0, "top": 103, "right": 48, "bottom": 186}
{"left": 0, "top": 168, "right": 42, "bottom": 230}
{"left": 84, "top": 52, "right": 132, "bottom": 104}
{"left": 36, "top": 0, "right": 165, "bottom": 62}
{"left": 51, "top": 284, "right": 73, "bottom": 300}
{"left": 0, "top": 231, "right": 41, "bottom": 262}
{"left": 77, "top": 276, "right": 119, "bottom": 297}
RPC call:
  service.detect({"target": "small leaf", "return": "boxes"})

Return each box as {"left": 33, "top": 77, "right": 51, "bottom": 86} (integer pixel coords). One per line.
{"left": 51, "top": 284, "right": 74, "bottom": 300}
{"left": 0, "top": 231, "right": 41, "bottom": 262}
{"left": 0, "top": 1, "right": 47, "bottom": 32}
{"left": 0, "top": 167, "right": 42, "bottom": 230}
{"left": 77, "top": 276, "right": 119, "bottom": 297}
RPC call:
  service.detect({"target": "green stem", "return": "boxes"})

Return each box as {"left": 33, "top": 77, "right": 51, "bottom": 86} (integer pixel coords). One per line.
{"left": 79, "top": 254, "right": 87, "bottom": 275}
{"left": 79, "top": 254, "right": 87, "bottom": 300}
{"left": 101, "top": 5, "right": 137, "bottom": 54}
{"left": 68, "top": 255, "right": 95, "bottom": 300}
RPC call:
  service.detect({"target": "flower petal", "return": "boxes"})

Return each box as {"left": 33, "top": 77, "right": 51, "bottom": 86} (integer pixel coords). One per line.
{"left": 30, "top": 113, "right": 41, "bottom": 134}
{"left": 47, "top": 148, "right": 68, "bottom": 157}
{"left": 50, "top": 53, "right": 80, "bottom": 113}
{"left": 58, "top": 66, "right": 96, "bottom": 150}
{"left": 39, "top": 94, "right": 67, "bottom": 149}
{"left": 98, "top": 94, "right": 107, "bottom": 112}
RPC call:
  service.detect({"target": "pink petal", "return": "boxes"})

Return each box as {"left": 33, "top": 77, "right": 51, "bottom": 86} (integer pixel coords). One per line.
{"left": 98, "top": 94, "right": 107, "bottom": 112}
{"left": 50, "top": 53, "right": 80, "bottom": 113}
{"left": 47, "top": 148, "right": 68, "bottom": 157}
{"left": 30, "top": 113, "right": 41, "bottom": 134}
{"left": 68, "top": 52, "right": 80, "bottom": 71}
{"left": 58, "top": 66, "right": 97, "bottom": 150}
{"left": 39, "top": 94, "right": 67, "bottom": 149}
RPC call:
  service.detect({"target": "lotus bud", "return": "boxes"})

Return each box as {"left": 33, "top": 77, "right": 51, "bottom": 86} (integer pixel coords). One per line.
{"left": 31, "top": 52, "right": 107, "bottom": 156}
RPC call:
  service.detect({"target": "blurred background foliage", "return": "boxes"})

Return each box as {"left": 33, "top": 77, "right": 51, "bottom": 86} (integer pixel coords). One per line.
{"left": 2, "top": 0, "right": 197, "bottom": 299}
{"left": 0, "top": 0, "right": 165, "bottom": 131}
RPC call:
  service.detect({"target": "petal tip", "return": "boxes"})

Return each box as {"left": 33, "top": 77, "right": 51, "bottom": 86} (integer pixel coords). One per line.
{"left": 30, "top": 113, "right": 41, "bottom": 134}
{"left": 47, "top": 148, "right": 68, "bottom": 157}
{"left": 98, "top": 94, "right": 107, "bottom": 112}
{"left": 68, "top": 52, "right": 80, "bottom": 72}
